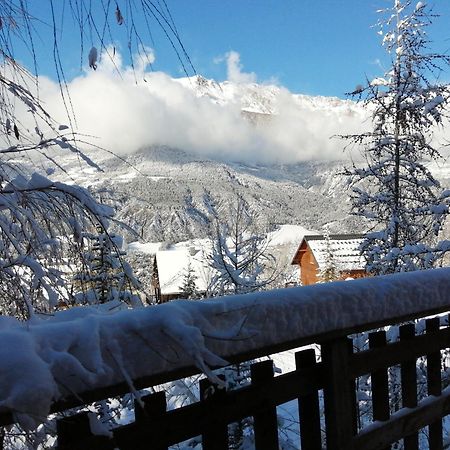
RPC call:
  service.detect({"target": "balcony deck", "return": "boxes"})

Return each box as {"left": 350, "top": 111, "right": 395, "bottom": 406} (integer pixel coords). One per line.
{"left": 1, "top": 268, "right": 450, "bottom": 449}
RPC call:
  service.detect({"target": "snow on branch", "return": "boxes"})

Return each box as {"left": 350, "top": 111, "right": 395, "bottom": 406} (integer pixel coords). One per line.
{"left": 0, "top": 170, "right": 116, "bottom": 318}
{"left": 342, "top": 0, "right": 450, "bottom": 274}
{"left": 1, "top": 268, "right": 450, "bottom": 429}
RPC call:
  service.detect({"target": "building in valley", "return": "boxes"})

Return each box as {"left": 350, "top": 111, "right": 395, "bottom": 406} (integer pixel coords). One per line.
{"left": 291, "top": 234, "right": 368, "bottom": 285}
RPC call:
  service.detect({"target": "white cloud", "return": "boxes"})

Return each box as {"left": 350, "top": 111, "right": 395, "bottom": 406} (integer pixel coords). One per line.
{"left": 223, "top": 50, "right": 257, "bottom": 84}
{"left": 13, "top": 49, "right": 382, "bottom": 165}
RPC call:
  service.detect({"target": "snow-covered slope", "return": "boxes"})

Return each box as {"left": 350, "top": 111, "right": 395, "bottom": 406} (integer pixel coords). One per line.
{"left": 35, "top": 75, "right": 449, "bottom": 244}
{"left": 48, "top": 146, "right": 356, "bottom": 244}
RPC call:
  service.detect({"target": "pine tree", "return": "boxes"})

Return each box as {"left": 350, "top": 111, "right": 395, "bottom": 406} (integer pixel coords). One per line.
{"left": 74, "top": 226, "right": 142, "bottom": 306}
{"left": 179, "top": 263, "right": 200, "bottom": 299}
{"left": 343, "top": 0, "right": 450, "bottom": 274}
{"left": 318, "top": 228, "right": 341, "bottom": 283}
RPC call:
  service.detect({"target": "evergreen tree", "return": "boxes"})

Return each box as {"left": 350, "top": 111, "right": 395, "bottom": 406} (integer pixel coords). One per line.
{"left": 318, "top": 228, "right": 341, "bottom": 283}
{"left": 179, "top": 263, "right": 200, "bottom": 299}
{"left": 74, "top": 226, "right": 142, "bottom": 306}
{"left": 343, "top": 0, "right": 450, "bottom": 274}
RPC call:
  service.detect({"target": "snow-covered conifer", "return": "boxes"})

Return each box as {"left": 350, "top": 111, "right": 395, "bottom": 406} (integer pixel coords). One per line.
{"left": 207, "top": 193, "right": 276, "bottom": 296}
{"left": 343, "top": 0, "right": 450, "bottom": 274}
{"left": 73, "top": 227, "right": 142, "bottom": 306}
{"left": 318, "top": 227, "right": 341, "bottom": 282}
{"left": 179, "top": 262, "right": 201, "bottom": 299}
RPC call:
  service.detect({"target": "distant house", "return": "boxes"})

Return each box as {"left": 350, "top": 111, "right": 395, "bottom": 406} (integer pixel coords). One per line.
{"left": 291, "top": 234, "right": 368, "bottom": 285}
{"left": 151, "top": 246, "right": 212, "bottom": 303}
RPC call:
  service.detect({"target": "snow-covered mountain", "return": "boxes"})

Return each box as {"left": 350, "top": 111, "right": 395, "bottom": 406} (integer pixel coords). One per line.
{"left": 176, "top": 75, "right": 358, "bottom": 114}
{"left": 51, "top": 145, "right": 355, "bottom": 244}
{"left": 50, "top": 145, "right": 382, "bottom": 249}
{"left": 44, "top": 75, "right": 449, "bottom": 244}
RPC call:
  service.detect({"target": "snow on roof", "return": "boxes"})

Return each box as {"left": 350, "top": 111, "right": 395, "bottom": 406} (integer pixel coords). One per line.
{"left": 304, "top": 234, "right": 366, "bottom": 271}
{"left": 1, "top": 268, "right": 450, "bottom": 429}
{"left": 156, "top": 246, "right": 212, "bottom": 295}
{"left": 127, "top": 241, "right": 162, "bottom": 255}
{"left": 267, "top": 224, "right": 317, "bottom": 247}
{"left": 131, "top": 225, "right": 317, "bottom": 294}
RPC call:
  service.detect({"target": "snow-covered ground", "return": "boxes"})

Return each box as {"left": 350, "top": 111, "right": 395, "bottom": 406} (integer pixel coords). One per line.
{"left": 127, "top": 224, "right": 314, "bottom": 255}
{"left": 126, "top": 224, "right": 312, "bottom": 295}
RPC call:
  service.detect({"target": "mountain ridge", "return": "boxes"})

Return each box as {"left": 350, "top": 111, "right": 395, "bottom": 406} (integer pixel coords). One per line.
{"left": 40, "top": 76, "right": 449, "bottom": 244}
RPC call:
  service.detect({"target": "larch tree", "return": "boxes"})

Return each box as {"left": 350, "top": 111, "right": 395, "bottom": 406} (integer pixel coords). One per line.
{"left": 0, "top": 1, "right": 194, "bottom": 318}
{"left": 207, "top": 193, "right": 276, "bottom": 296}
{"left": 343, "top": 0, "right": 450, "bottom": 274}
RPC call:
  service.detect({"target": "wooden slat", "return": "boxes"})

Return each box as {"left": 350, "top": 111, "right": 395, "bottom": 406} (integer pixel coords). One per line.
{"left": 426, "top": 317, "right": 443, "bottom": 450}
{"left": 399, "top": 323, "right": 418, "bottom": 450}
{"left": 296, "top": 349, "right": 322, "bottom": 450}
{"left": 114, "top": 364, "right": 323, "bottom": 448}
{"left": 354, "top": 387, "right": 450, "bottom": 450}
{"left": 322, "top": 337, "right": 355, "bottom": 450}
{"left": 369, "top": 331, "right": 390, "bottom": 450}
{"left": 56, "top": 412, "right": 114, "bottom": 450}
{"left": 200, "top": 377, "right": 228, "bottom": 450}
{"left": 251, "top": 360, "right": 279, "bottom": 450}
{"left": 134, "top": 391, "right": 168, "bottom": 450}
{"left": 350, "top": 327, "right": 450, "bottom": 378}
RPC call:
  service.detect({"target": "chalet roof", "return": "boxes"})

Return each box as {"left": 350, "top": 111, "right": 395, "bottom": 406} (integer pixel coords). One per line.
{"left": 292, "top": 234, "right": 366, "bottom": 271}
{"left": 155, "top": 246, "right": 213, "bottom": 296}
{"left": 154, "top": 225, "right": 315, "bottom": 296}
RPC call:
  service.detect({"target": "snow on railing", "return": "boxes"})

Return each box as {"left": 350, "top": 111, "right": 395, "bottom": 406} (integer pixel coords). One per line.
{"left": 1, "top": 268, "right": 450, "bottom": 429}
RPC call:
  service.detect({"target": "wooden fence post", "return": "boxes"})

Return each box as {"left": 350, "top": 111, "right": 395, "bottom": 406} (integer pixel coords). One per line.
{"left": 426, "top": 317, "right": 443, "bottom": 450}
{"left": 369, "top": 330, "right": 390, "bottom": 450}
{"left": 134, "top": 391, "right": 168, "bottom": 450}
{"left": 251, "top": 360, "right": 279, "bottom": 450}
{"left": 56, "top": 412, "right": 114, "bottom": 450}
{"left": 322, "top": 337, "right": 355, "bottom": 450}
{"left": 399, "top": 323, "right": 418, "bottom": 450}
{"left": 296, "top": 348, "right": 321, "bottom": 449}
{"left": 200, "top": 377, "right": 228, "bottom": 450}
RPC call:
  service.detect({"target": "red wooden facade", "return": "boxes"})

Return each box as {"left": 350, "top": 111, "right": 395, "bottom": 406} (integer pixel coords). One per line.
{"left": 291, "top": 234, "right": 368, "bottom": 285}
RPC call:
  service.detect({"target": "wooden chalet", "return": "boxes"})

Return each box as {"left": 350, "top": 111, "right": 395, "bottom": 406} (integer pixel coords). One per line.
{"left": 291, "top": 234, "right": 368, "bottom": 285}
{"left": 151, "top": 246, "right": 211, "bottom": 303}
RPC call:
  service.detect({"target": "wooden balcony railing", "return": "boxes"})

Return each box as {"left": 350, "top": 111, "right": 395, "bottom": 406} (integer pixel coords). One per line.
{"left": 1, "top": 268, "right": 450, "bottom": 449}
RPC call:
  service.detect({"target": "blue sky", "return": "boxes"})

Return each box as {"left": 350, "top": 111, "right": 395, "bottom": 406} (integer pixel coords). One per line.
{"left": 157, "top": 0, "right": 450, "bottom": 97}
{"left": 23, "top": 1, "right": 450, "bottom": 99}
{"left": 11, "top": 1, "right": 450, "bottom": 164}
